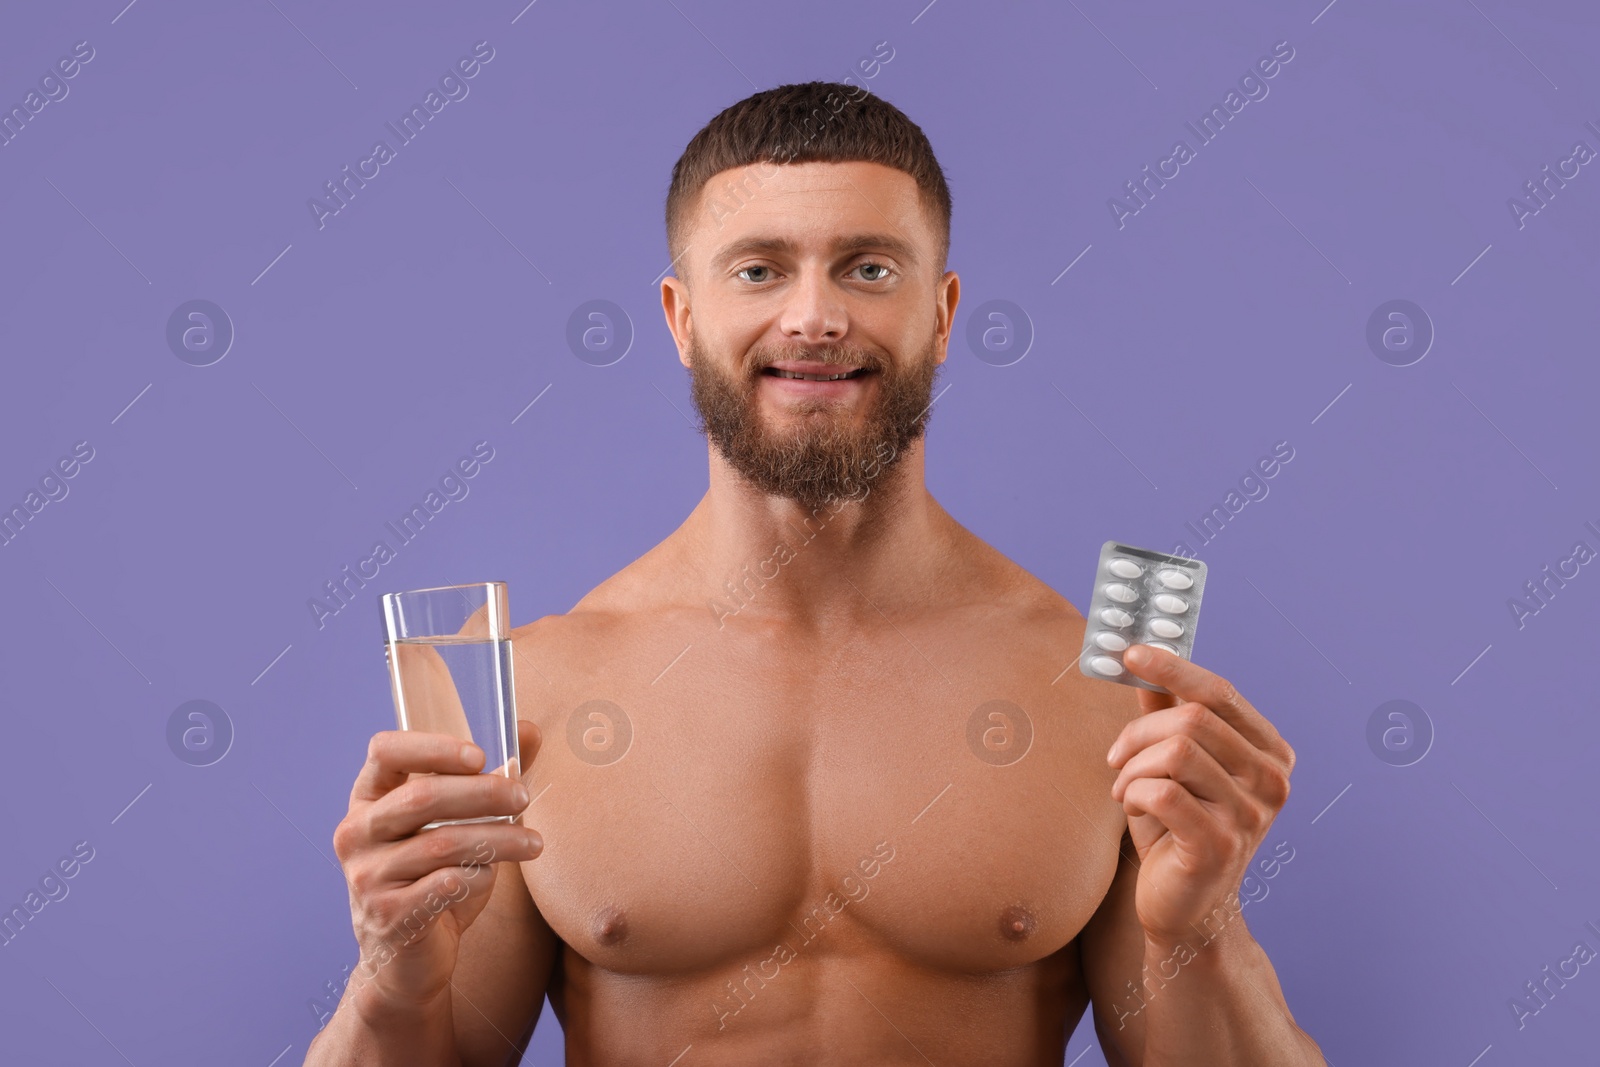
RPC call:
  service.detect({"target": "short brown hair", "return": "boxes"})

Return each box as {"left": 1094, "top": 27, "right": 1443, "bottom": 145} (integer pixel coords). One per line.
{"left": 665, "top": 81, "right": 953, "bottom": 279}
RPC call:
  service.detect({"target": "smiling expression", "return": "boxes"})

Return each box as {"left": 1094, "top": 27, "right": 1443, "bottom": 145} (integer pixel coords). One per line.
{"left": 663, "top": 160, "right": 959, "bottom": 506}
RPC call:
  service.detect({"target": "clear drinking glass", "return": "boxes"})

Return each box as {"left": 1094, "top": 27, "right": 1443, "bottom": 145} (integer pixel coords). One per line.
{"left": 380, "top": 581, "right": 520, "bottom": 829}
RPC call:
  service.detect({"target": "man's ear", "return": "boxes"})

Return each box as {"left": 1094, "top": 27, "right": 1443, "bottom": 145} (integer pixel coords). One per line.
{"left": 661, "top": 275, "right": 692, "bottom": 368}
{"left": 933, "top": 269, "right": 960, "bottom": 365}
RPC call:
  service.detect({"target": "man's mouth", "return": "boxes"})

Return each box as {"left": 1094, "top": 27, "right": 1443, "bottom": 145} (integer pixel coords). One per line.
{"left": 760, "top": 359, "right": 874, "bottom": 384}
{"left": 763, "top": 367, "right": 869, "bottom": 381}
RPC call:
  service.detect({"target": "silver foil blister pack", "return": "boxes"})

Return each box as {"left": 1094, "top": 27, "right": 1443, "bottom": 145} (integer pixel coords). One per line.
{"left": 1078, "top": 541, "right": 1207, "bottom": 693}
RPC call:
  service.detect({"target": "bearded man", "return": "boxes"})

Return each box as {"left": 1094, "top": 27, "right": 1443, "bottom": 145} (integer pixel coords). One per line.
{"left": 308, "top": 80, "right": 1322, "bottom": 1067}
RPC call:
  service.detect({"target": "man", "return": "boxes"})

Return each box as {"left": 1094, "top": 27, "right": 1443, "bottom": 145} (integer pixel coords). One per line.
{"left": 307, "top": 81, "right": 1324, "bottom": 1066}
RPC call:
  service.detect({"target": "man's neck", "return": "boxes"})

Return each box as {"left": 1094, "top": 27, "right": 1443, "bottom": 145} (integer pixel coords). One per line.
{"left": 680, "top": 440, "right": 951, "bottom": 628}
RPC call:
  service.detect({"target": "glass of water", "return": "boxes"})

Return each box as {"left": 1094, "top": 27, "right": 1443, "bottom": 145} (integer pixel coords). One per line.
{"left": 380, "top": 581, "right": 520, "bottom": 829}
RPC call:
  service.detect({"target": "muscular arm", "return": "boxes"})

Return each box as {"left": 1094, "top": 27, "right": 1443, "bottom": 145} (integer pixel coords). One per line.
{"left": 1078, "top": 828, "right": 1325, "bottom": 1067}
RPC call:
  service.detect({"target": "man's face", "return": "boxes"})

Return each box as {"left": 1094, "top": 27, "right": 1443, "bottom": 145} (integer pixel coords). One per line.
{"left": 664, "top": 160, "right": 958, "bottom": 509}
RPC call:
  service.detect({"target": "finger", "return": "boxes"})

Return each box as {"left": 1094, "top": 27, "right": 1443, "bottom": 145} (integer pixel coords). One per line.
{"left": 1120, "top": 777, "right": 1225, "bottom": 851}
{"left": 1129, "top": 660, "right": 1181, "bottom": 714}
{"left": 366, "top": 768, "right": 532, "bottom": 841}
{"left": 1108, "top": 703, "right": 1260, "bottom": 778}
{"left": 353, "top": 730, "right": 485, "bottom": 803}
{"left": 1134, "top": 685, "right": 1179, "bottom": 714}
{"left": 513, "top": 719, "right": 543, "bottom": 783}
{"left": 1122, "top": 645, "right": 1288, "bottom": 757}
{"left": 1112, "top": 733, "right": 1236, "bottom": 807}
{"left": 480, "top": 721, "right": 542, "bottom": 780}
{"left": 365, "top": 823, "right": 542, "bottom": 887}
{"left": 368, "top": 861, "right": 500, "bottom": 941}
{"left": 1120, "top": 645, "right": 1183, "bottom": 715}
{"left": 1110, "top": 704, "right": 1291, "bottom": 812}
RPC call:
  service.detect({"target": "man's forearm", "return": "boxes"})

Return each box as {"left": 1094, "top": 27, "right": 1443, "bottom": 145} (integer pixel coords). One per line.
{"left": 1137, "top": 920, "right": 1325, "bottom": 1066}
{"left": 303, "top": 980, "right": 465, "bottom": 1067}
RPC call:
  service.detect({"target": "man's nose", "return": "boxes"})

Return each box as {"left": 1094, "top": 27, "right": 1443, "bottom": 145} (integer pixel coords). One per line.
{"left": 779, "top": 268, "right": 847, "bottom": 342}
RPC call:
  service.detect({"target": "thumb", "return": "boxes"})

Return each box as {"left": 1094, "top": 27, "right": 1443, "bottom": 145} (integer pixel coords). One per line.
{"left": 514, "top": 719, "right": 541, "bottom": 785}
{"left": 1126, "top": 645, "right": 1179, "bottom": 713}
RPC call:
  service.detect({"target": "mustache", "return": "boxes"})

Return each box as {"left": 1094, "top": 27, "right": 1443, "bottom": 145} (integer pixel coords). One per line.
{"left": 748, "top": 345, "right": 889, "bottom": 374}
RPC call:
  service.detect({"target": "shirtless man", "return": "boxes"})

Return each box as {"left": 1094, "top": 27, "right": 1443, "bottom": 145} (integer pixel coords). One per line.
{"left": 306, "top": 82, "right": 1325, "bottom": 1066}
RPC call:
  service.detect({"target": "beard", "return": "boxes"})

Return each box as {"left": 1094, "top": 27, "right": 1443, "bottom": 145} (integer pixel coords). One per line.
{"left": 686, "top": 332, "right": 941, "bottom": 510}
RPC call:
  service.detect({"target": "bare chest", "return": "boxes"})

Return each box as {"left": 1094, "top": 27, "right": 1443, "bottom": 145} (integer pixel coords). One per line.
{"left": 511, "top": 619, "right": 1129, "bottom": 982}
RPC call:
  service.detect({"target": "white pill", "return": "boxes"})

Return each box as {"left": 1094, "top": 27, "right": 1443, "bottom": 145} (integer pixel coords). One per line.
{"left": 1148, "top": 618, "right": 1184, "bottom": 639}
{"left": 1094, "top": 631, "right": 1130, "bottom": 652}
{"left": 1157, "top": 569, "right": 1194, "bottom": 590}
{"left": 1144, "top": 640, "right": 1179, "bottom": 654}
{"left": 1089, "top": 655, "right": 1124, "bottom": 676}
{"left": 1153, "top": 593, "right": 1188, "bottom": 614}
{"left": 1105, "top": 583, "right": 1139, "bottom": 604}
{"left": 1107, "top": 558, "right": 1143, "bottom": 579}
{"left": 1100, "top": 607, "right": 1134, "bottom": 628}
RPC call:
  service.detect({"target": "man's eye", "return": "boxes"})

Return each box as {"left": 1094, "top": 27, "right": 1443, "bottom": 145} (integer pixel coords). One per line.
{"left": 736, "top": 266, "right": 774, "bottom": 283}
{"left": 855, "top": 262, "right": 893, "bottom": 282}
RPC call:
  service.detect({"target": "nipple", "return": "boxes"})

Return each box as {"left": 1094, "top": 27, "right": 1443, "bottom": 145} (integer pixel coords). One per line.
{"left": 592, "top": 905, "right": 629, "bottom": 946}
{"left": 999, "top": 904, "right": 1037, "bottom": 943}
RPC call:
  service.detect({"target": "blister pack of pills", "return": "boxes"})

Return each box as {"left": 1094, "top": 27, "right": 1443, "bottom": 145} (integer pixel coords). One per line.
{"left": 1077, "top": 541, "right": 1207, "bottom": 693}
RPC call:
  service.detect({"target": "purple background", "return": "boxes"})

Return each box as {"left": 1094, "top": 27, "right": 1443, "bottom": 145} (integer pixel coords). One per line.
{"left": 2, "top": 0, "right": 1597, "bottom": 1064}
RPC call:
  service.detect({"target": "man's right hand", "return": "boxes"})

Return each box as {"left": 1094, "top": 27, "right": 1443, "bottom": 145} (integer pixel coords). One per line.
{"left": 330, "top": 719, "right": 544, "bottom": 1020}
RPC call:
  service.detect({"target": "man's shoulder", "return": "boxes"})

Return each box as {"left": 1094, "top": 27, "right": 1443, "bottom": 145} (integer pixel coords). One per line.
{"left": 947, "top": 523, "right": 1086, "bottom": 630}
{"left": 510, "top": 601, "right": 631, "bottom": 648}
{"left": 509, "top": 558, "right": 692, "bottom": 656}
{"left": 942, "top": 528, "right": 1137, "bottom": 706}
{"left": 510, "top": 533, "right": 684, "bottom": 637}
